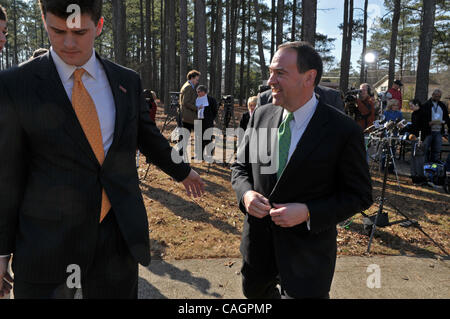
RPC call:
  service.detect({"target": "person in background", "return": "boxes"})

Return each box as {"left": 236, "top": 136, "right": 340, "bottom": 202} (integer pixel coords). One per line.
{"left": 384, "top": 99, "right": 403, "bottom": 122}
{"left": 195, "top": 85, "right": 218, "bottom": 156}
{"left": 0, "top": 5, "right": 7, "bottom": 53}
{"left": 180, "top": 70, "right": 200, "bottom": 132}
{"left": 355, "top": 83, "right": 375, "bottom": 131}
{"left": 239, "top": 96, "right": 257, "bottom": 131}
{"left": 387, "top": 79, "right": 403, "bottom": 110}
{"left": 420, "top": 89, "right": 450, "bottom": 163}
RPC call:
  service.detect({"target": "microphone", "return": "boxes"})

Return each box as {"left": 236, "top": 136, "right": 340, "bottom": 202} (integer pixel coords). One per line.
{"left": 384, "top": 120, "right": 395, "bottom": 131}
{"left": 396, "top": 119, "right": 407, "bottom": 129}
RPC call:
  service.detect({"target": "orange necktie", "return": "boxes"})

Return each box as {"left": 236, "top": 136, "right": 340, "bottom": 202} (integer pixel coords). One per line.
{"left": 72, "top": 68, "right": 111, "bottom": 223}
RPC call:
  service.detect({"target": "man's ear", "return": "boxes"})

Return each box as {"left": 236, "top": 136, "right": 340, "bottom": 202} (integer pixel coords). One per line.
{"left": 305, "top": 69, "right": 317, "bottom": 87}
{"left": 96, "top": 17, "right": 104, "bottom": 37}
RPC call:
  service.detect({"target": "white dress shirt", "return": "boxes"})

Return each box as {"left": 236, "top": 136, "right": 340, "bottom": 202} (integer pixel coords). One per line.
{"left": 281, "top": 93, "right": 318, "bottom": 230}
{"left": 51, "top": 47, "right": 116, "bottom": 156}
{"left": 282, "top": 93, "right": 318, "bottom": 163}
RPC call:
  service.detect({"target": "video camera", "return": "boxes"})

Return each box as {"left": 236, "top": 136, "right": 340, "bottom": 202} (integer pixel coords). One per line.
{"left": 344, "top": 88, "right": 361, "bottom": 118}
{"left": 221, "top": 95, "right": 233, "bottom": 105}
{"left": 258, "top": 85, "right": 271, "bottom": 94}
{"left": 377, "top": 91, "right": 392, "bottom": 111}
{"left": 221, "top": 95, "right": 234, "bottom": 128}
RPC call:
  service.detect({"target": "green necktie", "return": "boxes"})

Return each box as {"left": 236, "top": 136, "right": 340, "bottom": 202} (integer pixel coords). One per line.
{"left": 277, "top": 111, "right": 294, "bottom": 178}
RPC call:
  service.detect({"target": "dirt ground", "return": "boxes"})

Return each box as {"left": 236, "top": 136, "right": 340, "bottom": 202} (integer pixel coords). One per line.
{"left": 138, "top": 106, "right": 450, "bottom": 261}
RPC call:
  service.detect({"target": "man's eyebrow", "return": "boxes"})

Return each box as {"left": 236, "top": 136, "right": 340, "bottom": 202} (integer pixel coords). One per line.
{"left": 50, "top": 26, "right": 88, "bottom": 32}
{"left": 269, "top": 66, "right": 286, "bottom": 72}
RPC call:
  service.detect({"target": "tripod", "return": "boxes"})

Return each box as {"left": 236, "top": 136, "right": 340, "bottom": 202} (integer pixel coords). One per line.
{"left": 140, "top": 92, "right": 182, "bottom": 182}
{"left": 216, "top": 95, "right": 237, "bottom": 168}
{"left": 161, "top": 92, "right": 182, "bottom": 134}
{"left": 366, "top": 136, "right": 449, "bottom": 256}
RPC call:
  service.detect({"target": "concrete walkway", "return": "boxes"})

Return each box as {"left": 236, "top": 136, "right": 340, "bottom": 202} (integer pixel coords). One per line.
{"left": 138, "top": 255, "right": 450, "bottom": 299}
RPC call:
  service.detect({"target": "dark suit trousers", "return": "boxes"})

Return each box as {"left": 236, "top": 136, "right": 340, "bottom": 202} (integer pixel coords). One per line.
{"left": 13, "top": 211, "right": 138, "bottom": 299}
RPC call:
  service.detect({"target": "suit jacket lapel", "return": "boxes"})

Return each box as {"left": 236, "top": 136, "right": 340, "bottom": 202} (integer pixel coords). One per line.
{"left": 97, "top": 55, "right": 129, "bottom": 161}
{"left": 269, "top": 99, "right": 330, "bottom": 199}
{"left": 264, "top": 105, "right": 284, "bottom": 194}
{"left": 35, "top": 53, "right": 99, "bottom": 165}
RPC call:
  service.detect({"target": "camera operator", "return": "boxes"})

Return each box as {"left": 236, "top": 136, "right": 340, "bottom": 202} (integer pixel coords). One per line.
{"left": 355, "top": 83, "right": 375, "bottom": 131}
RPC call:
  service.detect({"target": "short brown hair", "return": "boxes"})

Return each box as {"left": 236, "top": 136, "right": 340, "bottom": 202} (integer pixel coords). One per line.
{"left": 38, "top": 0, "right": 102, "bottom": 23}
{"left": 277, "top": 41, "right": 323, "bottom": 86}
{"left": 187, "top": 70, "right": 200, "bottom": 81}
{"left": 0, "top": 5, "right": 7, "bottom": 21}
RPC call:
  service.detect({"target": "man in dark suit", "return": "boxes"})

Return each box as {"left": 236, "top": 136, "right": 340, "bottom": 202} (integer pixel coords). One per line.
{"left": 0, "top": 0, "right": 204, "bottom": 299}
{"left": 258, "top": 84, "right": 344, "bottom": 112}
{"left": 195, "top": 85, "right": 218, "bottom": 156}
{"left": 418, "top": 89, "right": 450, "bottom": 162}
{"left": 231, "top": 41, "right": 372, "bottom": 299}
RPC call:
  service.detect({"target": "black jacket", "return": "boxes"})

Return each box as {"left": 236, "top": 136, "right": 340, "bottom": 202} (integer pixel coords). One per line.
{"left": 417, "top": 99, "right": 450, "bottom": 138}
{"left": 0, "top": 52, "right": 191, "bottom": 283}
{"left": 202, "top": 95, "right": 218, "bottom": 129}
{"left": 231, "top": 97, "right": 372, "bottom": 297}
{"left": 239, "top": 111, "right": 251, "bottom": 131}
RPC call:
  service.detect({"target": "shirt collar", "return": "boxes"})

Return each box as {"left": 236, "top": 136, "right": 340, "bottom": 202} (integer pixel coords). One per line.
{"left": 50, "top": 47, "right": 98, "bottom": 82}
{"left": 283, "top": 94, "right": 318, "bottom": 127}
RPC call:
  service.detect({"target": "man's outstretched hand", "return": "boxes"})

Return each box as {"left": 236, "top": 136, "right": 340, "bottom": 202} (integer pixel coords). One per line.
{"left": 0, "top": 255, "right": 13, "bottom": 298}
{"left": 181, "top": 169, "right": 205, "bottom": 198}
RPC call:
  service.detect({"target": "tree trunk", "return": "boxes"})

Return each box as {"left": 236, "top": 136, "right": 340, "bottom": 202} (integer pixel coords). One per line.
{"left": 195, "top": 0, "right": 208, "bottom": 86}
{"left": 246, "top": 0, "right": 251, "bottom": 99}
{"left": 388, "top": 0, "right": 401, "bottom": 89}
{"left": 271, "top": 0, "right": 276, "bottom": 59}
{"left": 112, "top": 0, "right": 127, "bottom": 66}
{"left": 339, "top": 0, "right": 353, "bottom": 93}
{"left": 179, "top": 0, "right": 188, "bottom": 87}
{"left": 145, "top": 0, "right": 152, "bottom": 89}
{"left": 359, "top": 0, "right": 368, "bottom": 84}
{"left": 276, "top": 0, "right": 284, "bottom": 47}
{"left": 139, "top": 0, "right": 145, "bottom": 66}
{"left": 415, "top": 0, "right": 436, "bottom": 102}
{"left": 163, "top": 0, "right": 176, "bottom": 112}
{"left": 160, "top": 0, "right": 165, "bottom": 105}
{"left": 13, "top": 0, "right": 18, "bottom": 66}
{"left": 253, "top": 0, "right": 268, "bottom": 80}
{"left": 239, "top": 0, "right": 247, "bottom": 106}
{"left": 151, "top": 0, "right": 158, "bottom": 95}
{"left": 214, "top": 0, "right": 223, "bottom": 99}
{"left": 229, "top": 0, "right": 241, "bottom": 97}
{"left": 291, "top": 0, "right": 297, "bottom": 42}
{"left": 210, "top": 1, "right": 216, "bottom": 95}
{"left": 301, "top": 0, "right": 317, "bottom": 47}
